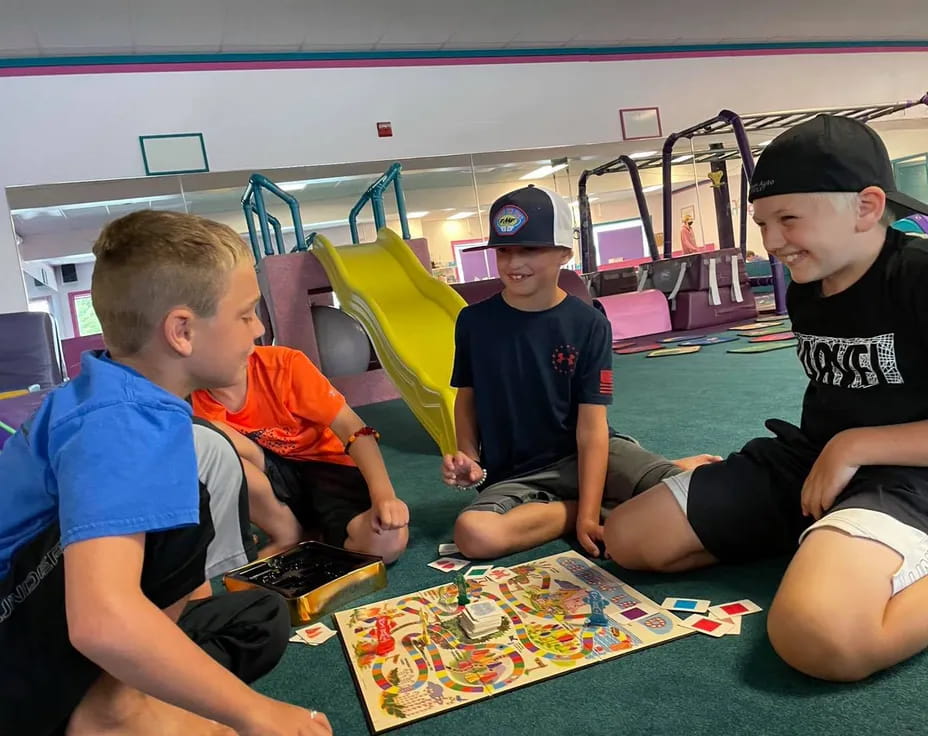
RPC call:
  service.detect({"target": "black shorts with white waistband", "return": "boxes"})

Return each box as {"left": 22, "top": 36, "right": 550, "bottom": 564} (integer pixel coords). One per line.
{"left": 675, "top": 419, "right": 928, "bottom": 562}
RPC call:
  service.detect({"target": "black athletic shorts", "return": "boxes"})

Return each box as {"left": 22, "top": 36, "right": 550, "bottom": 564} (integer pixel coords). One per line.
{"left": 682, "top": 418, "right": 928, "bottom": 562}
{"left": 263, "top": 450, "right": 371, "bottom": 547}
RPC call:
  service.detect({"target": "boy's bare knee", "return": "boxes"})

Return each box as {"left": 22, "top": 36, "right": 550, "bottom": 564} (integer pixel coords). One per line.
{"left": 345, "top": 512, "right": 408, "bottom": 564}
{"left": 454, "top": 512, "right": 507, "bottom": 560}
{"left": 603, "top": 507, "right": 674, "bottom": 572}
{"left": 768, "top": 600, "right": 878, "bottom": 682}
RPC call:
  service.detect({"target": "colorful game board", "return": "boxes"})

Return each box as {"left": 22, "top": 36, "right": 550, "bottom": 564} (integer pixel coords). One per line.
{"left": 333, "top": 551, "right": 693, "bottom": 733}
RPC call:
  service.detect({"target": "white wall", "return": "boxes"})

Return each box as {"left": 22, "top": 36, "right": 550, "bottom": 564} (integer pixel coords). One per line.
{"left": 3, "top": 50, "right": 928, "bottom": 311}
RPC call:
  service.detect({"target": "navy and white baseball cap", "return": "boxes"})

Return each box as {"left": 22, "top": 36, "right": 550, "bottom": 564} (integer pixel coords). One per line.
{"left": 483, "top": 185, "right": 575, "bottom": 249}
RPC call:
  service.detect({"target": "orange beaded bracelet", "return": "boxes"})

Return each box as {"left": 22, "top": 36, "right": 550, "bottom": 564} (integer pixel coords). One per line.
{"left": 344, "top": 426, "right": 381, "bottom": 455}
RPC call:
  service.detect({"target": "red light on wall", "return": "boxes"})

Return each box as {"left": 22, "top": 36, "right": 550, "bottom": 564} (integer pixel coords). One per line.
{"left": 377, "top": 121, "right": 393, "bottom": 137}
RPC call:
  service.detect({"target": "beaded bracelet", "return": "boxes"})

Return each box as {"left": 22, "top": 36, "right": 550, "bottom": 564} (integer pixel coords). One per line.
{"left": 456, "top": 466, "right": 488, "bottom": 492}
{"left": 344, "top": 426, "right": 381, "bottom": 455}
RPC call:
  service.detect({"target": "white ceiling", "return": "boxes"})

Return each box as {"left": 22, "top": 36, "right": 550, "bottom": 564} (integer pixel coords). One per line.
{"left": 1, "top": 0, "right": 926, "bottom": 58}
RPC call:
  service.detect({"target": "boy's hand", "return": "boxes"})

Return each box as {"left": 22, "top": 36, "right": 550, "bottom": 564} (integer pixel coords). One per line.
{"left": 371, "top": 497, "right": 409, "bottom": 533}
{"left": 441, "top": 452, "right": 483, "bottom": 487}
{"left": 236, "top": 698, "right": 332, "bottom": 735}
{"left": 576, "top": 517, "right": 605, "bottom": 558}
{"left": 801, "top": 431, "right": 861, "bottom": 520}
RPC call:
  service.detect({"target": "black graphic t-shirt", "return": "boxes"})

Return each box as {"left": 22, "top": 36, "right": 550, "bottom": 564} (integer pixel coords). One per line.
{"left": 789, "top": 228, "right": 928, "bottom": 447}
{"left": 451, "top": 293, "right": 614, "bottom": 484}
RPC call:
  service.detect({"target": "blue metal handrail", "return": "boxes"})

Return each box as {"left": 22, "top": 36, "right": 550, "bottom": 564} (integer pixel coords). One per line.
{"left": 348, "top": 163, "right": 411, "bottom": 244}
{"left": 241, "top": 174, "right": 308, "bottom": 261}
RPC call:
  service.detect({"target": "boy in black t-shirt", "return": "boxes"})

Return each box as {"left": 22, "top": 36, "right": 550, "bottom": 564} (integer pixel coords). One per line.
{"left": 443, "top": 185, "right": 718, "bottom": 560}
{"left": 605, "top": 115, "right": 928, "bottom": 682}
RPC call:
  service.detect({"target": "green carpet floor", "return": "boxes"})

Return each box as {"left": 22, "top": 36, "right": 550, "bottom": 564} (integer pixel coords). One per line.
{"left": 250, "top": 328, "right": 928, "bottom": 735}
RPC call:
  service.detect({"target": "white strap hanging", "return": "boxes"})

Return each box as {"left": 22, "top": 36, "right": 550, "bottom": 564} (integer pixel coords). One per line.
{"left": 707, "top": 258, "right": 721, "bottom": 306}
{"left": 730, "top": 254, "right": 744, "bottom": 303}
{"left": 666, "top": 262, "right": 688, "bottom": 309}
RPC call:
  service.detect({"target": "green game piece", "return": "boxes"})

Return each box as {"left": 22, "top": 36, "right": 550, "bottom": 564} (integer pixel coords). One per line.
{"left": 727, "top": 341, "right": 798, "bottom": 353}
{"left": 455, "top": 574, "right": 469, "bottom": 605}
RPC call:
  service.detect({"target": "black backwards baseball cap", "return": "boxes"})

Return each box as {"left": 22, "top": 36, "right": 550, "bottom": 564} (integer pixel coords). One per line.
{"left": 479, "top": 184, "right": 575, "bottom": 249}
{"left": 748, "top": 115, "right": 928, "bottom": 218}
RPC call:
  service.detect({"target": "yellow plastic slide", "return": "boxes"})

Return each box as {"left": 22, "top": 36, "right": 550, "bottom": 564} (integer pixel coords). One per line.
{"left": 312, "top": 228, "right": 467, "bottom": 455}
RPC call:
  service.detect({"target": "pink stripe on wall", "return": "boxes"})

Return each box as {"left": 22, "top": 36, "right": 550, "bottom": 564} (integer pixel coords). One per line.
{"left": 1, "top": 45, "right": 927, "bottom": 78}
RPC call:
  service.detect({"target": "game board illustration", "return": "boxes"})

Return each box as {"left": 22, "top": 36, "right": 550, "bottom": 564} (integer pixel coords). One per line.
{"left": 332, "top": 551, "right": 693, "bottom": 733}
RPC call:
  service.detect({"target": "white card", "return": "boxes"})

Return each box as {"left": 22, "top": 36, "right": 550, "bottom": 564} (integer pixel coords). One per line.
{"left": 427, "top": 557, "right": 469, "bottom": 573}
{"left": 707, "top": 599, "right": 762, "bottom": 619}
{"left": 679, "top": 614, "right": 733, "bottom": 638}
{"left": 719, "top": 616, "right": 742, "bottom": 635}
{"left": 438, "top": 543, "right": 460, "bottom": 556}
{"left": 289, "top": 634, "right": 303, "bottom": 643}
{"left": 484, "top": 567, "right": 515, "bottom": 583}
{"left": 661, "top": 597, "right": 710, "bottom": 614}
{"left": 295, "top": 622, "right": 337, "bottom": 646}
{"left": 463, "top": 563, "right": 494, "bottom": 580}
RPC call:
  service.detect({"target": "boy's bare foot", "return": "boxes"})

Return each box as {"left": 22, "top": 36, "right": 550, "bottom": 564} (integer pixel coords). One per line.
{"left": 67, "top": 677, "right": 235, "bottom": 736}
{"left": 672, "top": 453, "right": 723, "bottom": 472}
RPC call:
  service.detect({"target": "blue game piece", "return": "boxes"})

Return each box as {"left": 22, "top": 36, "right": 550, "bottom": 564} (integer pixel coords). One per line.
{"left": 585, "top": 590, "right": 609, "bottom": 627}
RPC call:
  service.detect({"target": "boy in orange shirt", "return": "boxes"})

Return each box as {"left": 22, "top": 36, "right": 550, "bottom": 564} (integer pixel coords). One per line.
{"left": 191, "top": 345, "right": 409, "bottom": 562}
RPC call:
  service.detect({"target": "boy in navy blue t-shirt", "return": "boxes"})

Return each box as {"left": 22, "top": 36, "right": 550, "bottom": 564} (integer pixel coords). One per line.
{"left": 0, "top": 212, "right": 331, "bottom": 735}
{"left": 443, "top": 186, "right": 717, "bottom": 560}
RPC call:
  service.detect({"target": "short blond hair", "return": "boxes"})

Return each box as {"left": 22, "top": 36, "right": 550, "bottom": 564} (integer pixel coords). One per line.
{"left": 91, "top": 210, "right": 251, "bottom": 355}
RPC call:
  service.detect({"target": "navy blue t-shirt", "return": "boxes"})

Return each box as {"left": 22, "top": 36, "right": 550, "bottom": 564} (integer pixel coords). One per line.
{"left": 451, "top": 293, "right": 614, "bottom": 484}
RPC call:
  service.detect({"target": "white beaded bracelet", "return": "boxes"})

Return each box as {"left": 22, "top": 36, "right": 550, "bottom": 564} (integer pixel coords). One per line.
{"left": 457, "top": 467, "right": 488, "bottom": 492}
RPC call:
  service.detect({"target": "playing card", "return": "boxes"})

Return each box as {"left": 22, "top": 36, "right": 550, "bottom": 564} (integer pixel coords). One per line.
{"left": 289, "top": 634, "right": 303, "bottom": 643}
{"left": 611, "top": 340, "right": 636, "bottom": 350}
{"left": 464, "top": 601, "right": 503, "bottom": 620}
{"left": 727, "top": 341, "right": 798, "bottom": 354}
{"left": 758, "top": 314, "right": 789, "bottom": 322}
{"left": 749, "top": 331, "right": 795, "bottom": 343}
{"left": 646, "top": 346, "right": 701, "bottom": 358}
{"left": 295, "top": 622, "right": 337, "bottom": 646}
{"left": 614, "top": 343, "right": 662, "bottom": 355}
{"left": 427, "top": 557, "right": 469, "bottom": 573}
{"left": 678, "top": 335, "right": 739, "bottom": 347}
{"left": 661, "top": 597, "right": 710, "bottom": 613}
{"left": 720, "top": 616, "right": 742, "bottom": 635}
{"left": 437, "top": 543, "right": 459, "bottom": 556}
{"left": 484, "top": 567, "right": 515, "bottom": 583}
{"left": 463, "top": 563, "right": 495, "bottom": 580}
{"left": 708, "top": 599, "right": 762, "bottom": 619}
{"left": 679, "top": 614, "right": 733, "bottom": 637}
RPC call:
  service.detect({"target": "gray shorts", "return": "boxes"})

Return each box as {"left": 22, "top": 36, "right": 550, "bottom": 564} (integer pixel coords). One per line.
{"left": 464, "top": 436, "right": 681, "bottom": 515}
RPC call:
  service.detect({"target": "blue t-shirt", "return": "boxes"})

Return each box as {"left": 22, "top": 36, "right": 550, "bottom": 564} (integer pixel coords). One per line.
{"left": 0, "top": 351, "right": 201, "bottom": 580}
{"left": 451, "top": 294, "right": 614, "bottom": 485}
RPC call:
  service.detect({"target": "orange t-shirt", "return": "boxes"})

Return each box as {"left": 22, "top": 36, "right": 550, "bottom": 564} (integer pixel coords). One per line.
{"left": 191, "top": 346, "right": 353, "bottom": 466}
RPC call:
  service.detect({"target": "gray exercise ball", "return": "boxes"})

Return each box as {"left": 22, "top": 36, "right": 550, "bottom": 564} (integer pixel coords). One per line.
{"left": 311, "top": 305, "right": 373, "bottom": 377}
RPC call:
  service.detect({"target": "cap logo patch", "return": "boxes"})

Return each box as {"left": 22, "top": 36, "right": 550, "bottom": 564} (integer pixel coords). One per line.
{"left": 750, "top": 179, "right": 775, "bottom": 194}
{"left": 493, "top": 205, "right": 527, "bottom": 236}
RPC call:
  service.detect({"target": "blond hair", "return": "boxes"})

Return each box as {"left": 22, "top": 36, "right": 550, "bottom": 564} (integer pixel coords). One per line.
{"left": 816, "top": 192, "right": 895, "bottom": 227}
{"left": 91, "top": 210, "right": 251, "bottom": 355}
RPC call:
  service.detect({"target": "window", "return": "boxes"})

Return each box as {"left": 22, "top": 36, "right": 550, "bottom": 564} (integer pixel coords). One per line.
{"left": 69, "top": 290, "right": 102, "bottom": 337}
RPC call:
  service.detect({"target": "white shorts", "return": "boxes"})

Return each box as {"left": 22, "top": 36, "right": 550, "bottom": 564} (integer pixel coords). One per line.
{"left": 800, "top": 509, "right": 928, "bottom": 596}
